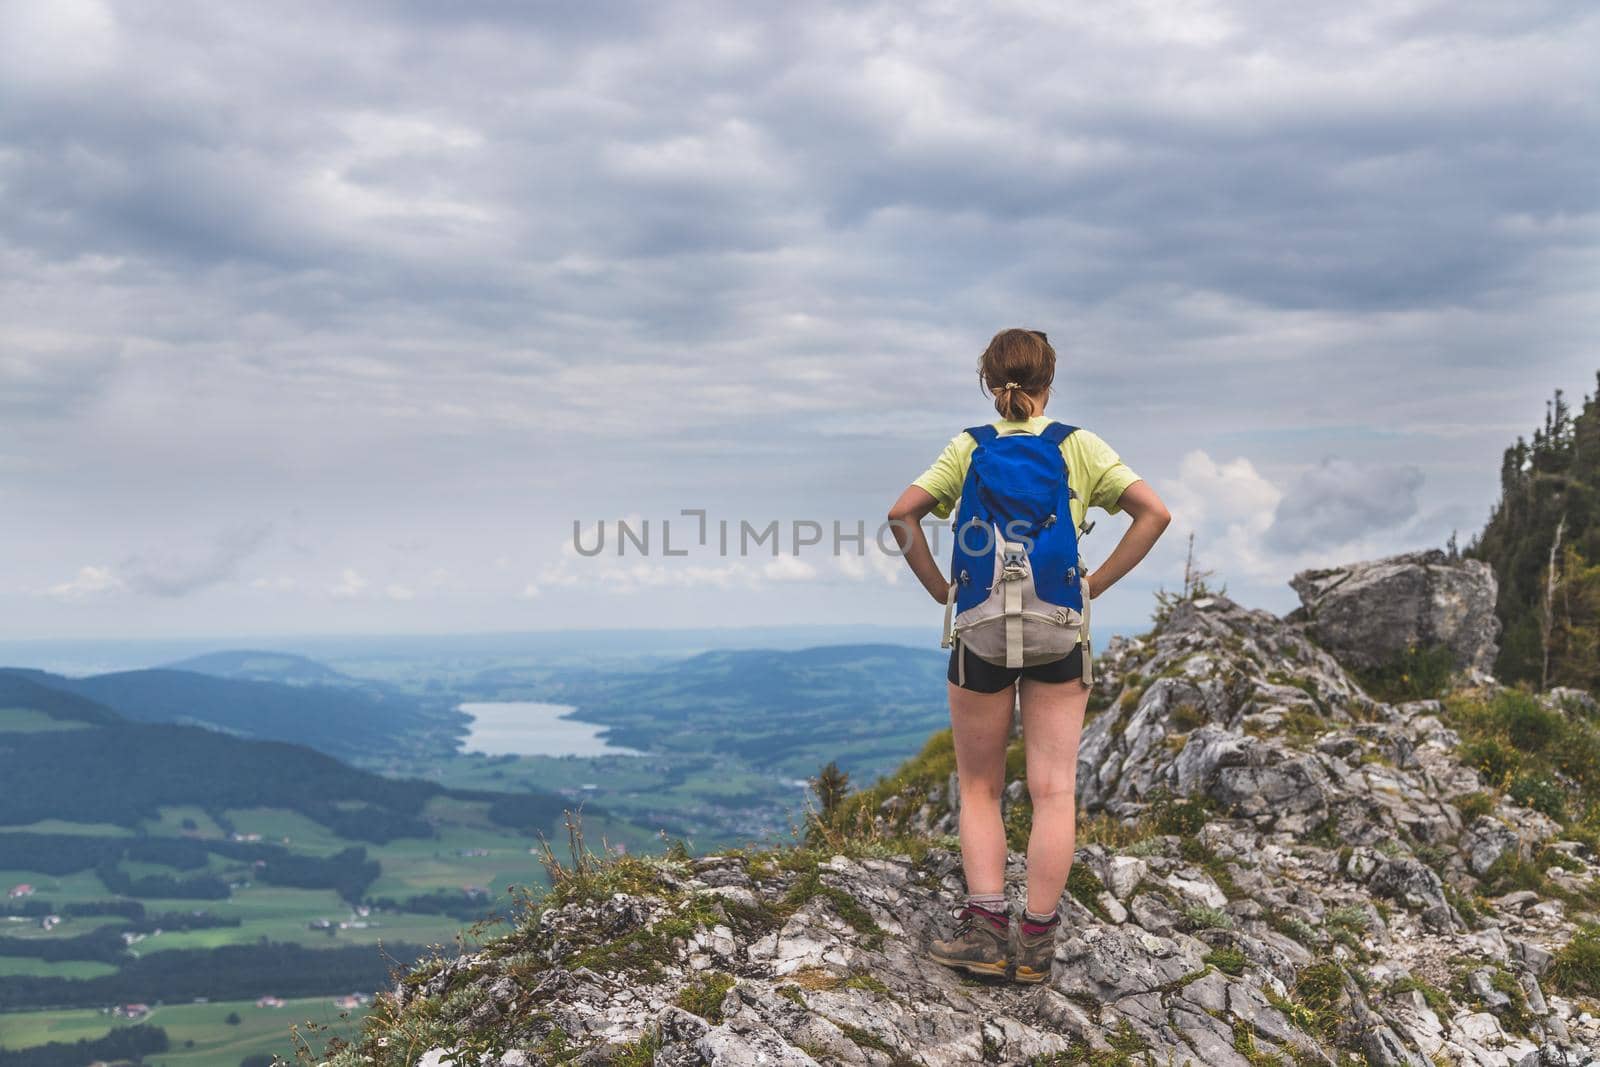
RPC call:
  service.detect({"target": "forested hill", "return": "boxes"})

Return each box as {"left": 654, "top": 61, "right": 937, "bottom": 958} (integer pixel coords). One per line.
{"left": 0, "top": 664, "right": 443, "bottom": 764}
{"left": 165, "top": 648, "right": 366, "bottom": 687}
{"left": 1467, "top": 370, "right": 1600, "bottom": 688}
{"left": 0, "top": 674, "right": 572, "bottom": 843}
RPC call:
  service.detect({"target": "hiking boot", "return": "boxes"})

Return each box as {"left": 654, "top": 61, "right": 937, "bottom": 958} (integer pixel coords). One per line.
{"left": 1012, "top": 913, "right": 1060, "bottom": 984}
{"left": 928, "top": 903, "right": 1010, "bottom": 977}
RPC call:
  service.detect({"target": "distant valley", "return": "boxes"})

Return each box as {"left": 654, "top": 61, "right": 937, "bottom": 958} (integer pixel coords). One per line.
{"left": 0, "top": 631, "right": 954, "bottom": 1067}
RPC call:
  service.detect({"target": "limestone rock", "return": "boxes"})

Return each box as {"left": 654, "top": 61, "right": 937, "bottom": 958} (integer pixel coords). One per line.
{"left": 1288, "top": 547, "right": 1500, "bottom": 676}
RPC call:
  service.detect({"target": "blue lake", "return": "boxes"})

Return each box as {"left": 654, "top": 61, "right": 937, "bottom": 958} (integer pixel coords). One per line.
{"left": 457, "top": 701, "right": 644, "bottom": 758}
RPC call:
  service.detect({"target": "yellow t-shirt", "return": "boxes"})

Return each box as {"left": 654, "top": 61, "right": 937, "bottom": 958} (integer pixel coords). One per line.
{"left": 912, "top": 416, "right": 1142, "bottom": 532}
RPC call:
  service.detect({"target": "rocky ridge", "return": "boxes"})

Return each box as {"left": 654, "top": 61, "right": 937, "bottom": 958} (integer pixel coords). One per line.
{"left": 335, "top": 556, "right": 1600, "bottom": 1067}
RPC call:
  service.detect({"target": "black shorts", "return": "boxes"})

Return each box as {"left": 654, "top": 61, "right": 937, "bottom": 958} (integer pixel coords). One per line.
{"left": 947, "top": 642, "right": 1084, "bottom": 693}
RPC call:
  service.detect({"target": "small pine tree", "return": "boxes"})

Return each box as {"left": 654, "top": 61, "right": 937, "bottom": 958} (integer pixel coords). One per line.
{"left": 810, "top": 760, "right": 850, "bottom": 818}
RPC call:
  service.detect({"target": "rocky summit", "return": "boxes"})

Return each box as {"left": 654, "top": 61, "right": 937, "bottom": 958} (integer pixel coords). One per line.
{"left": 337, "top": 553, "right": 1600, "bottom": 1067}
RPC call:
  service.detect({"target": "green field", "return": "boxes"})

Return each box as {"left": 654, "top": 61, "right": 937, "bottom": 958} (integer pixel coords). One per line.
{"left": 0, "top": 957, "right": 118, "bottom": 978}
{"left": 0, "top": 707, "right": 87, "bottom": 733}
{"left": 0, "top": 797, "right": 567, "bottom": 1064}
{"left": 0, "top": 995, "right": 367, "bottom": 1066}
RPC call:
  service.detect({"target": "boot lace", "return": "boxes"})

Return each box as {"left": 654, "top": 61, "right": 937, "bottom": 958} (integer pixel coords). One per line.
{"left": 950, "top": 903, "right": 1004, "bottom": 937}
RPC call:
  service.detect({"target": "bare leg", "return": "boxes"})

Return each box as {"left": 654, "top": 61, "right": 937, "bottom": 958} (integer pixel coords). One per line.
{"left": 1019, "top": 675, "right": 1090, "bottom": 915}
{"left": 947, "top": 680, "right": 1017, "bottom": 896}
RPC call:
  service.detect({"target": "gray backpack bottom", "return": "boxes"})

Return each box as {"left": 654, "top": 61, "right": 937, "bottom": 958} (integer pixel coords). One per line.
{"left": 942, "top": 539, "right": 1093, "bottom": 687}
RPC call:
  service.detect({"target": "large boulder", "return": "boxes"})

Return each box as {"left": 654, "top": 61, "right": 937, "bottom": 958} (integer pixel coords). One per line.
{"left": 1287, "top": 548, "right": 1500, "bottom": 676}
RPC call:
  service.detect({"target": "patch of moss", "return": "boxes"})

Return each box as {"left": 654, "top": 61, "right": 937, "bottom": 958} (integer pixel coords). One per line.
{"left": 1386, "top": 974, "right": 1453, "bottom": 1018}
{"left": 1455, "top": 791, "right": 1496, "bottom": 821}
{"left": 1230, "top": 1020, "right": 1286, "bottom": 1067}
{"left": 1278, "top": 706, "right": 1328, "bottom": 744}
{"left": 529, "top": 1024, "right": 580, "bottom": 1065}
{"left": 1550, "top": 923, "right": 1600, "bottom": 997}
{"left": 845, "top": 973, "right": 891, "bottom": 995}
{"left": 1169, "top": 701, "right": 1207, "bottom": 732}
{"left": 1105, "top": 1019, "right": 1151, "bottom": 1057}
{"left": 1067, "top": 864, "right": 1111, "bottom": 921}
{"left": 568, "top": 897, "right": 725, "bottom": 979}
{"left": 1145, "top": 786, "right": 1211, "bottom": 836}
{"left": 1354, "top": 643, "right": 1457, "bottom": 702}
{"left": 1266, "top": 909, "right": 1318, "bottom": 947}
{"left": 782, "top": 867, "right": 887, "bottom": 948}
{"left": 610, "top": 1027, "right": 662, "bottom": 1067}
{"left": 1509, "top": 772, "right": 1567, "bottom": 820}
{"left": 674, "top": 970, "right": 735, "bottom": 1022}
{"left": 1183, "top": 904, "right": 1232, "bottom": 931}
{"left": 1489, "top": 967, "right": 1536, "bottom": 1036}
{"left": 1005, "top": 792, "right": 1034, "bottom": 852}
{"left": 1291, "top": 959, "right": 1348, "bottom": 1044}
{"left": 1323, "top": 904, "right": 1370, "bottom": 955}
{"left": 837, "top": 1021, "right": 894, "bottom": 1054}
{"left": 1078, "top": 812, "right": 1150, "bottom": 850}
{"left": 1205, "top": 946, "right": 1247, "bottom": 976}
{"left": 1159, "top": 966, "right": 1213, "bottom": 992}
{"left": 1177, "top": 836, "right": 1242, "bottom": 900}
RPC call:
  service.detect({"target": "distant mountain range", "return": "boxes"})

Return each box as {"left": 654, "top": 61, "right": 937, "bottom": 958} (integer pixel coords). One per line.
{"left": 0, "top": 660, "right": 454, "bottom": 764}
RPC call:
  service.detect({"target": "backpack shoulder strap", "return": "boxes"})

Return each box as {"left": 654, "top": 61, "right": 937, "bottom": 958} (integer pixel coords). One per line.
{"left": 964, "top": 424, "right": 999, "bottom": 446}
{"left": 1039, "top": 421, "right": 1078, "bottom": 446}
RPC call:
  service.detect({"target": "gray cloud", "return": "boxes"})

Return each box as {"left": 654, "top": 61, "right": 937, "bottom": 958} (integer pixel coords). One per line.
{"left": 0, "top": 0, "right": 1595, "bottom": 637}
{"left": 120, "top": 524, "right": 274, "bottom": 598}
{"left": 1264, "top": 458, "right": 1426, "bottom": 554}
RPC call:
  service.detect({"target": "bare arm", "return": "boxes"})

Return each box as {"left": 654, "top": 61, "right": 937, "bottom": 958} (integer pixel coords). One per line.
{"left": 1086, "top": 479, "right": 1171, "bottom": 599}
{"left": 887, "top": 485, "right": 951, "bottom": 604}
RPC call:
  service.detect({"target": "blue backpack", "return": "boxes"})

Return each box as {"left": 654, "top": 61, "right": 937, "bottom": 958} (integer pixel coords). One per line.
{"left": 940, "top": 421, "right": 1093, "bottom": 686}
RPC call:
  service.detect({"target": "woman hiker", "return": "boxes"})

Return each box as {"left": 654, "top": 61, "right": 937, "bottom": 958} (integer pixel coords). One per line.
{"left": 887, "top": 328, "right": 1171, "bottom": 983}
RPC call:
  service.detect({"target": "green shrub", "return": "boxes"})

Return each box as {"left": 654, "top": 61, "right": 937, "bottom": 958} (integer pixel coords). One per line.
{"left": 1458, "top": 736, "right": 1522, "bottom": 785}
{"left": 1549, "top": 923, "right": 1600, "bottom": 996}
{"left": 1455, "top": 791, "right": 1496, "bottom": 820}
{"left": 1355, "top": 644, "right": 1457, "bottom": 702}
{"left": 674, "top": 971, "right": 735, "bottom": 1022}
{"left": 1067, "top": 864, "right": 1110, "bottom": 921}
{"left": 1169, "top": 702, "right": 1207, "bottom": 732}
{"left": 1292, "top": 959, "right": 1348, "bottom": 1042}
{"left": 1204, "top": 946, "right": 1246, "bottom": 975}
{"left": 1146, "top": 787, "right": 1211, "bottom": 836}
{"left": 1183, "top": 904, "right": 1232, "bottom": 931}
{"left": 1494, "top": 691, "right": 1565, "bottom": 752}
{"left": 1509, "top": 772, "right": 1566, "bottom": 820}
{"left": 1386, "top": 974, "right": 1452, "bottom": 1017}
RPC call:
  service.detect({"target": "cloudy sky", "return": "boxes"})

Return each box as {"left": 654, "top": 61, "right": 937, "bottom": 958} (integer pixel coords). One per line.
{"left": 1, "top": 0, "right": 1596, "bottom": 643}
